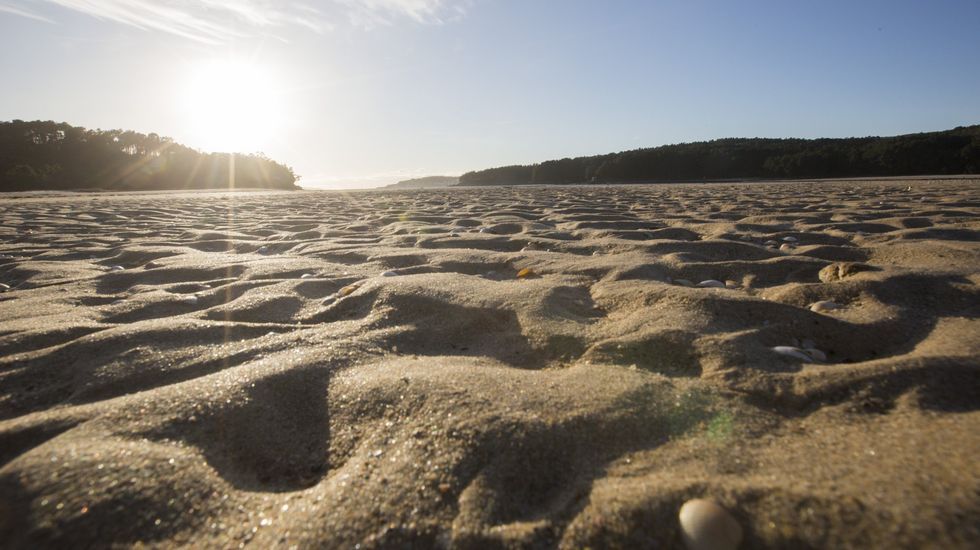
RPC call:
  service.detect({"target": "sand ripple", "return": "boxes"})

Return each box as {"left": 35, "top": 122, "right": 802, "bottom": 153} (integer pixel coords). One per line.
{"left": 1, "top": 180, "right": 979, "bottom": 547}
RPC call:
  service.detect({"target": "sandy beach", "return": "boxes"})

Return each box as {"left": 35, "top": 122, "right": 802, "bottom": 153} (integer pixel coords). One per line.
{"left": 1, "top": 179, "right": 978, "bottom": 548}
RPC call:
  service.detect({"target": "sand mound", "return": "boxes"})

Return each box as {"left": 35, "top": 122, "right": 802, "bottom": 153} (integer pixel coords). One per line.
{"left": 1, "top": 180, "right": 978, "bottom": 547}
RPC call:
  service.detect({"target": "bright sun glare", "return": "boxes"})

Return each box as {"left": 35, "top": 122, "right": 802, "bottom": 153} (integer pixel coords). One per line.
{"left": 180, "top": 59, "right": 284, "bottom": 154}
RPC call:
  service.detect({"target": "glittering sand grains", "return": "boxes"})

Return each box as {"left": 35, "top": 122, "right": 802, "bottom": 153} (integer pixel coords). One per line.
{"left": 1, "top": 179, "right": 979, "bottom": 548}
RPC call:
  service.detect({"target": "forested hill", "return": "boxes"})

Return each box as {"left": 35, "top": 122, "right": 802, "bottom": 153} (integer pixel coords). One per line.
{"left": 459, "top": 125, "right": 980, "bottom": 186}
{"left": 0, "top": 120, "right": 299, "bottom": 192}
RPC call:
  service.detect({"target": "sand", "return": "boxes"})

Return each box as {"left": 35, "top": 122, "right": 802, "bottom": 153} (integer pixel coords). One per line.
{"left": 0, "top": 179, "right": 978, "bottom": 548}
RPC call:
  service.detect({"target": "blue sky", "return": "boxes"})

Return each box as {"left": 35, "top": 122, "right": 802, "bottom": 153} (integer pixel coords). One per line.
{"left": 1, "top": 0, "right": 978, "bottom": 188}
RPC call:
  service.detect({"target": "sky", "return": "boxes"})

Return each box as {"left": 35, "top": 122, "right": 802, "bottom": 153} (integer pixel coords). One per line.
{"left": 1, "top": 0, "right": 979, "bottom": 189}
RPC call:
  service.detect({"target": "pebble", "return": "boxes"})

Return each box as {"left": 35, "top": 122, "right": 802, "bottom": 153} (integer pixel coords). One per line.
{"left": 810, "top": 300, "right": 840, "bottom": 313}
{"left": 782, "top": 236, "right": 798, "bottom": 242}
{"left": 181, "top": 295, "right": 199, "bottom": 305}
{"left": 381, "top": 271, "right": 398, "bottom": 277}
{"left": 779, "top": 243, "right": 795, "bottom": 252}
{"left": 678, "top": 499, "right": 743, "bottom": 550}
{"left": 697, "top": 279, "right": 726, "bottom": 288}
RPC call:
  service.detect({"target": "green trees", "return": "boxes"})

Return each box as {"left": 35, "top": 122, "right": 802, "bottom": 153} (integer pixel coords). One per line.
{"left": 458, "top": 125, "right": 980, "bottom": 185}
{"left": 0, "top": 120, "right": 299, "bottom": 192}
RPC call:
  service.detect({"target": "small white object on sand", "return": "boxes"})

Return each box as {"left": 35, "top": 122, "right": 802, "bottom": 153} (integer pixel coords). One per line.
{"left": 300, "top": 273, "right": 315, "bottom": 279}
{"left": 810, "top": 300, "right": 840, "bottom": 313}
{"left": 772, "top": 346, "right": 815, "bottom": 362}
{"left": 0, "top": 283, "right": 10, "bottom": 292}
{"left": 678, "top": 498, "right": 743, "bottom": 550}
{"left": 782, "top": 236, "right": 798, "bottom": 242}
{"left": 381, "top": 271, "right": 398, "bottom": 277}
{"left": 697, "top": 279, "right": 726, "bottom": 288}
{"left": 108, "top": 265, "right": 125, "bottom": 272}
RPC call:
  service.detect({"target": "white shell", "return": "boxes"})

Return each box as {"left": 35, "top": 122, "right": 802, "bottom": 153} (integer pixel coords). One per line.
{"left": 782, "top": 236, "right": 798, "bottom": 242}
{"left": 300, "top": 273, "right": 315, "bottom": 279}
{"left": 181, "top": 295, "right": 199, "bottom": 305}
{"left": 381, "top": 271, "right": 398, "bottom": 277}
{"left": 809, "top": 300, "right": 839, "bottom": 313}
{"left": 697, "top": 279, "right": 726, "bottom": 288}
{"left": 0, "top": 283, "right": 10, "bottom": 291}
{"left": 772, "top": 346, "right": 814, "bottom": 362}
{"left": 108, "top": 265, "right": 125, "bottom": 272}
{"left": 678, "top": 499, "right": 743, "bottom": 550}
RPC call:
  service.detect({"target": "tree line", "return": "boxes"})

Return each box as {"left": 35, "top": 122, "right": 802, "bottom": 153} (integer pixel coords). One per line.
{"left": 0, "top": 120, "right": 299, "bottom": 192}
{"left": 458, "top": 125, "right": 980, "bottom": 186}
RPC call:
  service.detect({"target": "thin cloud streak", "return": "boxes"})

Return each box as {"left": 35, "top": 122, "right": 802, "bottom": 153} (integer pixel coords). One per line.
{"left": 0, "top": 2, "right": 56, "bottom": 23}
{"left": 0, "top": 0, "right": 468, "bottom": 42}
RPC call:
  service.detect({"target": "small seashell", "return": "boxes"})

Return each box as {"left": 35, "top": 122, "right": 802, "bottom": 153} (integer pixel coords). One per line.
{"left": 300, "top": 273, "right": 315, "bottom": 279}
{"left": 108, "top": 265, "right": 125, "bottom": 272}
{"left": 678, "top": 499, "right": 743, "bottom": 550}
{"left": 809, "top": 300, "right": 840, "bottom": 313}
{"left": 381, "top": 271, "right": 397, "bottom": 277}
{"left": 772, "top": 346, "right": 814, "bottom": 362}
{"left": 782, "top": 236, "right": 798, "bottom": 242}
{"left": 0, "top": 283, "right": 10, "bottom": 292}
{"left": 779, "top": 243, "right": 795, "bottom": 252}
{"left": 339, "top": 283, "right": 360, "bottom": 296}
{"left": 674, "top": 279, "right": 695, "bottom": 287}
{"left": 697, "top": 279, "right": 726, "bottom": 288}
{"left": 181, "top": 295, "right": 199, "bottom": 305}
{"left": 516, "top": 267, "right": 536, "bottom": 279}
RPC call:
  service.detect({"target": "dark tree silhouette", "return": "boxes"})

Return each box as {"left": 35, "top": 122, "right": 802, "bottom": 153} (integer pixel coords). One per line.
{"left": 459, "top": 125, "right": 980, "bottom": 185}
{"left": 0, "top": 120, "right": 299, "bottom": 192}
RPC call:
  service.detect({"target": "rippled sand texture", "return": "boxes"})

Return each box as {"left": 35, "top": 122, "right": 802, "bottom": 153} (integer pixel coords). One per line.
{"left": 1, "top": 180, "right": 979, "bottom": 548}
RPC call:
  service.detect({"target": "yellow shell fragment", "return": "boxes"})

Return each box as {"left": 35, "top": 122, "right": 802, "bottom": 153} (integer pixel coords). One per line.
{"left": 339, "top": 283, "right": 360, "bottom": 296}
{"left": 516, "top": 268, "right": 536, "bottom": 279}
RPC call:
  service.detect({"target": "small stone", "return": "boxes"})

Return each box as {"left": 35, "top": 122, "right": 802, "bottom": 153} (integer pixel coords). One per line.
{"left": 782, "top": 236, "right": 798, "bottom": 242}
{"left": 678, "top": 498, "right": 743, "bottom": 550}
{"left": 300, "top": 273, "right": 315, "bottom": 279}
{"left": 381, "top": 271, "right": 397, "bottom": 277}
{"left": 772, "top": 346, "right": 814, "bottom": 363}
{"left": 810, "top": 300, "right": 840, "bottom": 313}
{"left": 779, "top": 243, "right": 795, "bottom": 252}
{"left": 697, "top": 279, "right": 726, "bottom": 288}
{"left": 181, "top": 295, "right": 199, "bottom": 305}
{"left": 805, "top": 348, "right": 827, "bottom": 362}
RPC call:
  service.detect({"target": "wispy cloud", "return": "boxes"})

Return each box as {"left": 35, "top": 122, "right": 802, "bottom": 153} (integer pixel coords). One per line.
{"left": 0, "top": 1, "right": 56, "bottom": 23}
{"left": 0, "top": 0, "right": 469, "bottom": 43}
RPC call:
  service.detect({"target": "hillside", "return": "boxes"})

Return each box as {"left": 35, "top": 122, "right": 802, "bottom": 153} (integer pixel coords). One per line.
{"left": 0, "top": 120, "right": 299, "bottom": 192}
{"left": 459, "top": 125, "right": 980, "bottom": 185}
{"left": 384, "top": 175, "right": 458, "bottom": 189}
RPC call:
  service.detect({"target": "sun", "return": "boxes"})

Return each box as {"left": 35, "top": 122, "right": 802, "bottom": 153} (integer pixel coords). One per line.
{"left": 180, "top": 59, "right": 284, "bottom": 153}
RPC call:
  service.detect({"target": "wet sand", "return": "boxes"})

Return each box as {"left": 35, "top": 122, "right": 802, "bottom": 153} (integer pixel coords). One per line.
{"left": 1, "top": 179, "right": 978, "bottom": 547}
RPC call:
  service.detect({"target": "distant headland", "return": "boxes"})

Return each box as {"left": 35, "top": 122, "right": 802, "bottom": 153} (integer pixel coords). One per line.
{"left": 0, "top": 120, "right": 299, "bottom": 192}
{"left": 459, "top": 125, "right": 980, "bottom": 186}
